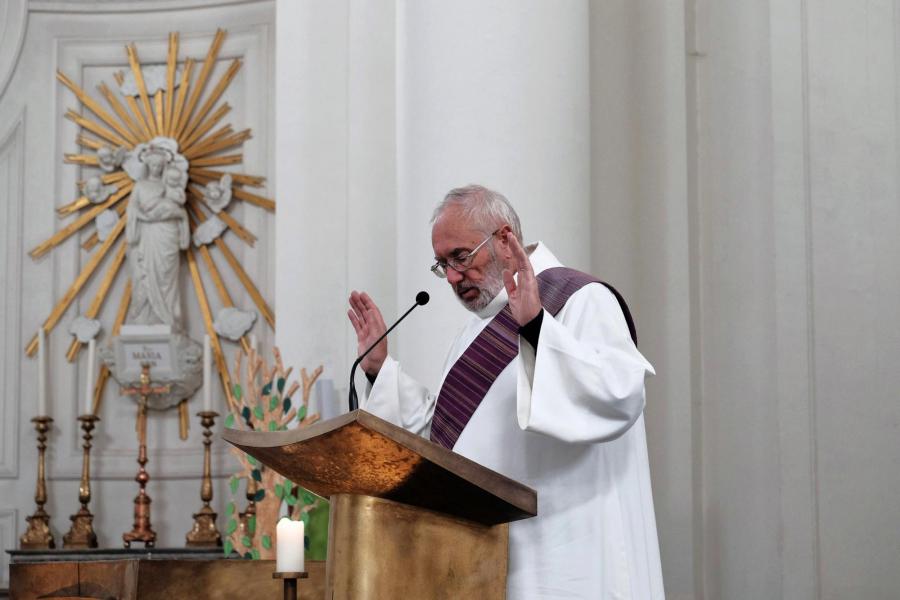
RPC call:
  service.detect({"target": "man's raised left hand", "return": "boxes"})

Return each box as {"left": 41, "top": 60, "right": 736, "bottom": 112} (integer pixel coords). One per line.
{"left": 502, "top": 232, "right": 543, "bottom": 326}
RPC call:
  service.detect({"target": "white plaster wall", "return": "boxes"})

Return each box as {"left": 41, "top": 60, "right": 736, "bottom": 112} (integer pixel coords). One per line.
{"left": 687, "top": 0, "right": 900, "bottom": 598}
{"left": 275, "top": 2, "right": 900, "bottom": 599}
{"left": 275, "top": 0, "right": 590, "bottom": 399}
{"left": 0, "top": 0, "right": 275, "bottom": 570}
{"left": 4, "top": 0, "right": 900, "bottom": 597}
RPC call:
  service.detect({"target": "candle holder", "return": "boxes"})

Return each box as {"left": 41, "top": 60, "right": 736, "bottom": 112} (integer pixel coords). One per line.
{"left": 238, "top": 476, "right": 259, "bottom": 545}
{"left": 63, "top": 414, "right": 100, "bottom": 548}
{"left": 122, "top": 364, "right": 169, "bottom": 548}
{"left": 20, "top": 416, "right": 55, "bottom": 549}
{"left": 186, "top": 410, "right": 222, "bottom": 547}
{"left": 273, "top": 572, "right": 308, "bottom": 600}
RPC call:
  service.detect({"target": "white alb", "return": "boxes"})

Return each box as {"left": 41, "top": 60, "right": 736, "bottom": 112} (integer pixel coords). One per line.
{"left": 363, "top": 243, "right": 665, "bottom": 600}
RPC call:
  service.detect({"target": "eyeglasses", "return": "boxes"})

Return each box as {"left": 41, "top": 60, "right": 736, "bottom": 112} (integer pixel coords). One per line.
{"left": 430, "top": 230, "right": 499, "bottom": 279}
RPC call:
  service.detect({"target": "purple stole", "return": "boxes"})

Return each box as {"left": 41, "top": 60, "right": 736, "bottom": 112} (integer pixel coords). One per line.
{"left": 429, "top": 267, "right": 637, "bottom": 450}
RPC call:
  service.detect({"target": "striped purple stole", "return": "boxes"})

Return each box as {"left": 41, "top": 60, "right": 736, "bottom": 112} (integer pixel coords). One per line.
{"left": 429, "top": 267, "right": 636, "bottom": 450}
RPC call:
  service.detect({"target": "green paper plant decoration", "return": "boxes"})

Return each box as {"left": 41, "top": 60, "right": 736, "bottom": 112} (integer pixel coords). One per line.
{"left": 223, "top": 346, "right": 325, "bottom": 559}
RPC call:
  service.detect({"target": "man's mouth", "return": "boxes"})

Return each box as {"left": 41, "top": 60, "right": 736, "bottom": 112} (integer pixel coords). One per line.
{"left": 456, "top": 285, "right": 479, "bottom": 300}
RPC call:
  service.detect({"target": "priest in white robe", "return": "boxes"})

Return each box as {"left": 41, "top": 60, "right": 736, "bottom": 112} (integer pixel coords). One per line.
{"left": 348, "top": 184, "right": 664, "bottom": 599}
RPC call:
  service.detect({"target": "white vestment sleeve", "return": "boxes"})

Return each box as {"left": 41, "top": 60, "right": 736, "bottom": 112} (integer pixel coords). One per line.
{"left": 516, "top": 283, "right": 656, "bottom": 443}
{"left": 361, "top": 355, "right": 436, "bottom": 438}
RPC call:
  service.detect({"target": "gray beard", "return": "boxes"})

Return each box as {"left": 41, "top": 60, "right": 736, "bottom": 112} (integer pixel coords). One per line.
{"left": 453, "top": 258, "right": 505, "bottom": 313}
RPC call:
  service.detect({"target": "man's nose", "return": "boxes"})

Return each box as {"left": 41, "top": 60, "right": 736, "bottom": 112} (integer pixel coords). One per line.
{"left": 446, "top": 266, "right": 464, "bottom": 284}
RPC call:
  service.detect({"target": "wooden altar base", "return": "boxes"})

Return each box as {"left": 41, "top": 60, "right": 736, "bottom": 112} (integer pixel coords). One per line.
{"left": 8, "top": 549, "right": 325, "bottom": 599}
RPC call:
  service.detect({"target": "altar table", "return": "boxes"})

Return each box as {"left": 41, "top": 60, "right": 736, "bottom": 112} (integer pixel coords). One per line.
{"left": 8, "top": 548, "right": 325, "bottom": 599}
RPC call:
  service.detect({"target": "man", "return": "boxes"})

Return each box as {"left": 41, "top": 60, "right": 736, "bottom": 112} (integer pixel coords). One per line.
{"left": 347, "top": 185, "right": 664, "bottom": 599}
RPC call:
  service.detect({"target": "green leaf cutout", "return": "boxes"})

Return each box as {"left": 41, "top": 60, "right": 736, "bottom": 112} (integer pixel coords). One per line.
{"left": 269, "top": 395, "right": 279, "bottom": 412}
{"left": 254, "top": 489, "right": 266, "bottom": 502}
{"left": 225, "top": 518, "right": 237, "bottom": 536}
{"left": 250, "top": 548, "right": 260, "bottom": 560}
{"left": 248, "top": 515, "right": 256, "bottom": 535}
{"left": 268, "top": 420, "right": 277, "bottom": 431}
{"left": 261, "top": 534, "right": 272, "bottom": 550}
{"left": 223, "top": 539, "right": 234, "bottom": 556}
{"left": 232, "top": 384, "right": 243, "bottom": 401}
{"left": 241, "top": 535, "right": 252, "bottom": 548}
{"left": 300, "top": 490, "right": 315, "bottom": 505}
{"left": 284, "top": 480, "right": 294, "bottom": 494}
{"left": 251, "top": 468, "right": 262, "bottom": 482}
{"left": 274, "top": 483, "right": 284, "bottom": 499}
{"left": 246, "top": 455, "right": 257, "bottom": 466}
{"left": 224, "top": 413, "right": 235, "bottom": 428}
{"left": 226, "top": 502, "right": 235, "bottom": 516}
{"left": 229, "top": 476, "right": 239, "bottom": 495}
{"left": 253, "top": 404, "right": 264, "bottom": 420}
{"left": 297, "top": 405, "right": 308, "bottom": 422}
{"left": 261, "top": 382, "right": 272, "bottom": 396}
{"left": 285, "top": 494, "right": 297, "bottom": 506}
{"left": 277, "top": 378, "right": 286, "bottom": 393}
{"left": 283, "top": 397, "right": 292, "bottom": 413}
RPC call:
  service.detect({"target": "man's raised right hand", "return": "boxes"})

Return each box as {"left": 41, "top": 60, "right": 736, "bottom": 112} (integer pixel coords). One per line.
{"left": 347, "top": 291, "right": 388, "bottom": 377}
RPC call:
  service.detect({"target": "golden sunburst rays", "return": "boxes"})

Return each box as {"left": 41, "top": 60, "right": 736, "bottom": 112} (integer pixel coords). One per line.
{"left": 26, "top": 29, "right": 275, "bottom": 415}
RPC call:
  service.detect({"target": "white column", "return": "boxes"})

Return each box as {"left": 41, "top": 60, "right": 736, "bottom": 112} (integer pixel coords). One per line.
{"left": 275, "top": 0, "right": 350, "bottom": 383}
{"left": 589, "top": 1, "right": 695, "bottom": 597}
{"left": 396, "top": 0, "right": 592, "bottom": 388}
{"left": 275, "top": 0, "right": 397, "bottom": 403}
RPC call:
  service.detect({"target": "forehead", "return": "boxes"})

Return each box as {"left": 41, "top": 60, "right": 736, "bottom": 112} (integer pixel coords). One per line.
{"left": 431, "top": 206, "right": 485, "bottom": 256}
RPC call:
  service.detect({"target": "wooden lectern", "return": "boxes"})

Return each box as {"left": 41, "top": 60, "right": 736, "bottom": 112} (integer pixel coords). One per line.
{"left": 223, "top": 409, "right": 537, "bottom": 599}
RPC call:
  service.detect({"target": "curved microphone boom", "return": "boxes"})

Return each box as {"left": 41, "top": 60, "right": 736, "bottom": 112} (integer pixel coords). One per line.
{"left": 348, "top": 291, "right": 430, "bottom": 412}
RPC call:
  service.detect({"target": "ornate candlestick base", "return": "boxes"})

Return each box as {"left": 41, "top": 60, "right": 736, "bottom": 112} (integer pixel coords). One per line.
{"left": 20, "top": 416, "right": 55, "bottom": 549}
{"left": 273, "top": 572, "right": 308, "bottom": 600}
{"left": 64, "top": 507, "right": 97, "bottom": 549}
{"left": 186, "top": 505, "right": 221, "bottom": 547}
{"left": 20, "top": 508, "right": 54, "bottom": 550}
{"left": 63, "top": 414, "right": 100, "bottom": 548}
{"left": 186, "top": 411, "right": 222, "bottom": 547}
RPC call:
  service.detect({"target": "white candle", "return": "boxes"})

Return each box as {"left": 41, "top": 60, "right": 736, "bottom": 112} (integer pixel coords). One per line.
{"left": 276, "top": 518, "right": 304, "bottom": 573}
{"left": 203, "top": 334, "right": 212, "bottom": 412}
{"left": 37, "top": 328, "right": 47, "bottom": 416}
{"left": 84, "top": 339, "right": 96, "bottom": 415}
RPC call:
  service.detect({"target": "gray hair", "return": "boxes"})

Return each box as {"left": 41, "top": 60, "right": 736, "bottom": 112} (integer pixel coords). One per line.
{"left": 431, "top": 184, "right": 523, "bottom": 243}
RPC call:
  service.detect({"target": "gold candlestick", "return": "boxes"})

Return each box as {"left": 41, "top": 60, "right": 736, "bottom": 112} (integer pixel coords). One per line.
{"left": 238, "top": 475, "right": 259, "bottom": 547}
{"left": 20, "top": 416, "right": 55, "bottom": 549}
{"left": 63, "top": 414, "right": 100, "bottom": 548}
{"left": 122, "top": 364, "right": 168, "bottom": 548}
{"left": 186, "top": 410, "right": 222, "bottom": 547}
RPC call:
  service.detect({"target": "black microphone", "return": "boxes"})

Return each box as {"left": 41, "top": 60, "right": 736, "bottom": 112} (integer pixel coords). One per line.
{"left": 348, "top": 291, "right": 430, "bottom": 412}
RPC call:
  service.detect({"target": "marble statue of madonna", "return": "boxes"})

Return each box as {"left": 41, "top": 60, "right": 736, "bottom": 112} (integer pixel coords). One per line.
{"left": 124, "top": 137, "right": 190, "bottom": 332}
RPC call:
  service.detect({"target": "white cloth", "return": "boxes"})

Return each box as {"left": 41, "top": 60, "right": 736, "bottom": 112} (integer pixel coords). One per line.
{"left": 362, "top": 243, "right": 665, "bottom": 599}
